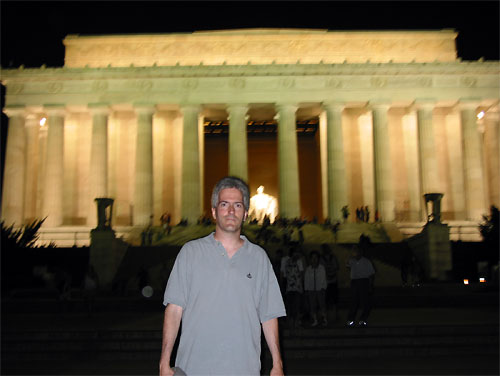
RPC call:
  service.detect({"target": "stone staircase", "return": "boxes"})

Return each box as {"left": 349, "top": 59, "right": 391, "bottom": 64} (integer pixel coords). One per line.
{"left": 3, "top": 324, "right": 498, "bottom": 362}
{"left": 397, "top": 221, "right": 482, "bottom": 241}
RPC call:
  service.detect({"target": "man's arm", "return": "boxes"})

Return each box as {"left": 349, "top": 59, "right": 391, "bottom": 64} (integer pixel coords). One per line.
{"left": 159, "top": 303, "right": 183, "bottom": 376}
{"left": 262, "top": 318, "right": 284, "bottom": 376}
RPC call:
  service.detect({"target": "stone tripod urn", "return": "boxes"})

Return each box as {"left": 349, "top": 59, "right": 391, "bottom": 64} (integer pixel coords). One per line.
{"left": 94, "top": 197, "right": 114, "bottom": 231}
{"left": 424, "top": 193, "right": 444, "bottom": 224}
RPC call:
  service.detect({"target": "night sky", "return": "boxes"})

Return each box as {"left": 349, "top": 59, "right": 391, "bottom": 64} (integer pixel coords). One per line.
{"left": 1, "top": 0, "right": 499, "bottom": 68}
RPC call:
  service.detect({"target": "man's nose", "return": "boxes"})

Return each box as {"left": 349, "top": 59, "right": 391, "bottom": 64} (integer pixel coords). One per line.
{"left": 228, "top": 204, "right": 235, "bottom": 213}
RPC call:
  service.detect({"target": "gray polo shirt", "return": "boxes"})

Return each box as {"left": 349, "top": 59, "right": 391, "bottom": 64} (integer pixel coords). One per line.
{"left": 163, "top": 233, "right": 286, "bottom": 376}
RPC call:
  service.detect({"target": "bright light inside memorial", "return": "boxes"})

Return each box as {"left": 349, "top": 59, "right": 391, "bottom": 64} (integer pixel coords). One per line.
{"left": 249, "top": 186, "right": 278, "bottom": 224}
{"left": 479, "top": 277, "right": 486, "bottom": 283}
{"left": 477, "top": 111, "right": 485, "bottom": 119}
{"left": 463, "top": 279, "right": 469, "bottom": 285}
{"left": 39, "top": 117, "right": 46, "bottom": 127}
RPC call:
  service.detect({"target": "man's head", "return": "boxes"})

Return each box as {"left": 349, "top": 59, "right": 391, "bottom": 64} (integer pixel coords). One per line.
{"left": 309, "top": 250, "right": 320, "bottom": 267}
{"left": 211, "top": 176, "right": 250, "bottom": 234}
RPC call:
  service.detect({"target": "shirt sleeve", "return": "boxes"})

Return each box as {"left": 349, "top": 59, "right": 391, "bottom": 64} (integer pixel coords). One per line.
{"left": 368, "top": 260, "right": 376, "bottom": 276}
{"left": 259, "top": 256, "right": 287, "bottom": 323}
{"left": 163, "top": 245, "right": 190, "bottom": 308}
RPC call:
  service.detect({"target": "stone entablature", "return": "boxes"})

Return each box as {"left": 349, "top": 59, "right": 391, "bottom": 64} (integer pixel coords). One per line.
{"left": 1, "top": 62, "right": 498, "bottom": 109}
{"left": 63, "top": 29, "right": 458, "bottom": 67}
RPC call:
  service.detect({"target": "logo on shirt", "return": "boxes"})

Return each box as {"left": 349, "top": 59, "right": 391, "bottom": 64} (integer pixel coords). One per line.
{"left": 247, "top": 273, "right": 252, "bottom": 279}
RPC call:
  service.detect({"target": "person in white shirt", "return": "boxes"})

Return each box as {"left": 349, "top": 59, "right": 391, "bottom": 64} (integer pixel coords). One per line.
{"left": 346, "top": 245, "right": 375, "bottom": 327}
{"left": 304, "top": 251, "right": 328, "bottom": 327}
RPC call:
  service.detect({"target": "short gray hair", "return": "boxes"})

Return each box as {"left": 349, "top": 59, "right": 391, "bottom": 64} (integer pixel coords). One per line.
{"left": 211, "top": 176, "right": 250, "bottom": 211}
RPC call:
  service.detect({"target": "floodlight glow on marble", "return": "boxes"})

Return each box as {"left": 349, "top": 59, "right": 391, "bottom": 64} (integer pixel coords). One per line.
{"left": 479, "top": 277, "right": 486, "bottom": 283}
{"left": 463, "top": 279, "right": 469, "bottom": 285}
{"left": 39, "top": 117, "right": 46, "bottom": 126}
{"left": 477, "top": 111, "right": 485, "bottom": 119}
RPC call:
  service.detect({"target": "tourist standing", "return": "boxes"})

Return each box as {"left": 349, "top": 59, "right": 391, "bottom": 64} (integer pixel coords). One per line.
{"left": 283, "top": 247, "right": 304, "bottom": 329}
{"left": 320, "top": 243, "right": 339, "bottom": 321}
{"left": 304, "top": 251, "right": 328, "bottom": 327}
{"left": 346, "top": 246, "right": 375, "bottom": 327}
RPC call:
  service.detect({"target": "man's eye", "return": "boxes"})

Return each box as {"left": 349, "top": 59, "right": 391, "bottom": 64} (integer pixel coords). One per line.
{"left": 235, "top": 203, "right": 243, "bottom": 209}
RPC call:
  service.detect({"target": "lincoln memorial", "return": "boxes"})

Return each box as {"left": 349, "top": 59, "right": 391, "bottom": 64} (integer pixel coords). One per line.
{"left": 1, "top": 29, "right": 499, "bottom": 245}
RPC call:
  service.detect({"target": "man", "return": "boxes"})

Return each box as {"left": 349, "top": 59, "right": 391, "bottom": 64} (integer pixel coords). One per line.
{"left": 304, "top": 251, "right": 327, "bottom": 327}
{"left": 159, "top": 176, "right": 286, "bottom": 376}
{"left": 346, "top": 245, "right": 375, "bottom": 327}
{"left": 320, "top": 243, "right": 339, "bottom": 321}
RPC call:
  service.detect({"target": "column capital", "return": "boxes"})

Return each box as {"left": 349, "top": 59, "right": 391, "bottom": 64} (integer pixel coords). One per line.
{"left": 24, "top": 114, "right": 40, "bottom": 128}
{"left": 133, "top": 104, "right": 156, "bottom": 116}
{"left": 226, "top": 103, "right": 248, "bottom": 114}
{"left": 88, "top": 103, "right": 111, "bottom": 116}
{"left": 180, "top": 104, "right": 201, "bottom": 115}
{"left": 322, "top": 102, "right": 345, "bottom": 112}
{"left": 44, "top": 105, "right": 66, "bottom": 117}
{"left": 275, "top": 103, "right": 298, "bottom": 113}
{"left": 368, "top": 101, "right": 391, "bottom": 111}
{"left": 412, "top": 99, "right": 436, "bottom": 111}
{"left": 3, "top": 105, "right": 26, "bottom": 118}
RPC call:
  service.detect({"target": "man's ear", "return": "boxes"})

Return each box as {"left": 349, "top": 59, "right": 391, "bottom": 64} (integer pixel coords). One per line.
{"left": 243, "top": 211, "right": 248, "bottom": 222}
{"left": 211, "top": 207, "right": 217, "bottom": 220}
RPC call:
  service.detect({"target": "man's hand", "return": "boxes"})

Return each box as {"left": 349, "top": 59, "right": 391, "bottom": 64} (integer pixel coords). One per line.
{"left": 270, "top": 363, "right": 284, "bottom": 376}
{"left": 159, "top": 361, "right": 174, "bottom": 376}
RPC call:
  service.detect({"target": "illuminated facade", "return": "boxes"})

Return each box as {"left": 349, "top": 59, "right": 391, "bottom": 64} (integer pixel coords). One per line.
{"left": 1, "top": 29, "right": 499, "bottom": 245}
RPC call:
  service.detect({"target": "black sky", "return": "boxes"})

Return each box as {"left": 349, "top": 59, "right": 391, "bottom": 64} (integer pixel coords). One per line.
{"left": 1, "top": 0, "right": 499, "bottom": 68}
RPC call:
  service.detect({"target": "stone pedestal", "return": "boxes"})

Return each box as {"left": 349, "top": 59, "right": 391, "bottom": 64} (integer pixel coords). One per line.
{"left": 89, "top": 229, "right": 128, "bottom": 289}
{"left": 89, "top": 198, "right": 127, "bottom": 289}
{"left": 408, "top": 222, "right": 452, "bottom": 281}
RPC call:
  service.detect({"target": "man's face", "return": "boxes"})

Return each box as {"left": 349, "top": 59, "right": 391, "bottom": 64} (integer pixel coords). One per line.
{"left": 212, "top": 187, "right": 248, "bottom": 234}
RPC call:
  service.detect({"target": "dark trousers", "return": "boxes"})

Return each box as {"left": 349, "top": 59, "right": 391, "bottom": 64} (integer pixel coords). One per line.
{"left": 347, "top": 278, "right": 371, "bottom": 321}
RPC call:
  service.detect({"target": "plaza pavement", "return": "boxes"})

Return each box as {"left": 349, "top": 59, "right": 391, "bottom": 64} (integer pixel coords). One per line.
{"left": 2, "top": 284, "right": 498, "bottom": 376}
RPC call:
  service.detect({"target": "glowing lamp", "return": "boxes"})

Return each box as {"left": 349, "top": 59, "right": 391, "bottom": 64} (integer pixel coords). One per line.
{"left": 463, "top": 279, "right": 469, "bottom": 285}
{"left": 477, "top": 111, "right": 485, "bottom": 120}
{"left": 39, "top": 117, "right": 46, "bottom": 127}
{"left": 479, "top": 277, "right": 486, "bottom": 283}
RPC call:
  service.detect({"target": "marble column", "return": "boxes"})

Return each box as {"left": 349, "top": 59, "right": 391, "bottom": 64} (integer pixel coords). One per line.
{"left": 1, "top": 107, "right": 26, "bottom": 225}
{"left": 23, "top": 114, "right": 40, "bottom": 223}
{"left": 276, "top": 103, "right": 300, "bottom": 219}
{"left": 371, "top": 103, "right": 395, "bottom": 222}
{"left": 483, "top": 110, "right": 500, "bottom": 207}
{"left": 459, "top": 101, "right": 487, "bottom": 220}
{"left": 323, "top": 102, "right": 347, "bottom": 222}
{"left": 42, "top": 106, "right": 66, "bottom": 227}
{"left": 227, "top": 104, "right": 249, "bottom": 181}
{"left": 133, "top": 105, "right": 155, "bottom": 226}
{"left": 181, "top": 105, "right": 201, "bottom": 223}
{"left": 415, "top": 101, "right": 440, "bottom": 194}
{"left": 88, "top": 104, "right": 110, "bottom": 228}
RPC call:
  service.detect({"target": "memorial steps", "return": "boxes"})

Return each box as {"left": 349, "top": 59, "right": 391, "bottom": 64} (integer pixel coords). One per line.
{"left": 3, "top": 285, "right": 498, "bottom": 364}
{"left": 2, "top": 321, "right": 498, "bottom": 362}
{"left": 33, "top": 220, "right": 482, "bottom": 249}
